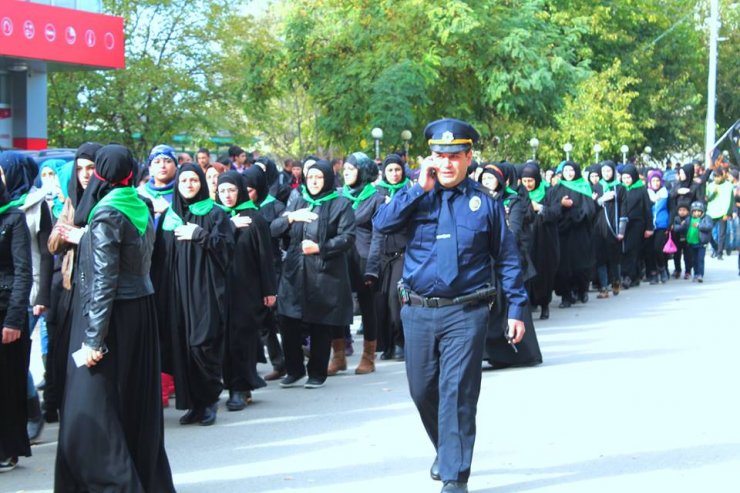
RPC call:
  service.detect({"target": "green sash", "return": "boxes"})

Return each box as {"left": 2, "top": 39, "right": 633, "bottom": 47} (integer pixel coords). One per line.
{"left": 88, "top": 187, "right": 149, "bottom": 235}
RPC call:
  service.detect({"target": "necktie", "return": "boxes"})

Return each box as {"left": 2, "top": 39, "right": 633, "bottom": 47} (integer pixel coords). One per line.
{"left": 436, "top": 189, "right": 459, "bottom": 284}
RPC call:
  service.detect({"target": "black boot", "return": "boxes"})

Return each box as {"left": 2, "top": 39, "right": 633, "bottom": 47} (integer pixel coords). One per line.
{"left": 226, "top": 391, "right": 247, "bottom": 412}
{"left": 27, "top": 395, "right": 44, "bottom": 444}
{"left": 539, "top": 305, "right": 550, "bottom": 320}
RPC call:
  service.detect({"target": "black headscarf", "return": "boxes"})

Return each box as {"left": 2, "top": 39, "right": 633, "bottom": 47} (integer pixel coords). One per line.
{"left": 622, "top": 163, "right": 640, "bottom": 184}
{"left": 242, "top": 166, "right": 268, "bottom": 204}
{"left": 0, "top": 151, "right": 36, "bottom": 200}
{"left": 344, "top": 152, "right": 378, "bottom": 191}
{"left": 381, "top": 154, "right": 406, "bottom": 184}
{"left": 70, "top": 142, "right": 103, "bottom": 208}
{"left": 598, "top": 160, "right": 617, "bottom": 181}
{"left": 215, "top": 170, "right": 251, "bottom": 210}
{"left": 679, "top": 163, "right": 694, "bottom": 187}
{"left": 255, "top": 156, "right": 279, "bottom": 187}
{"left": 521, "top": 162, "right": 542, "bottom": 189}
{"left": 498, "top": 161, "right": 517, "bottom": 188}
{"left": 73, "top": 144, "right": 137, "bottom": 227}
{"left": 171, "top": 163, "right": 210, "bottom": 221}
{"left": 306, "top": 160, "right": 336, "bottom": 199}
{"left": 478, "top": 164, "right": 505, "bottom": 192}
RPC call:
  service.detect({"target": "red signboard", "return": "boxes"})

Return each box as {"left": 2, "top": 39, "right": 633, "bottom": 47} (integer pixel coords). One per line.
{"left": 0, "top": 0, "right": 125, "bottom": 69}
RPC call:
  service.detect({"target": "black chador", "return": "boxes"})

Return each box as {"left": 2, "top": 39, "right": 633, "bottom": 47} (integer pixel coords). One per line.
{"left": 520, "top": 163, "right": 560, "bottom": 319}
{"left": 216, "top": 171, "right": 276, "bottom": 410}
{"left": 550, "top": 162, "right": 595, "bottom": 307}
{"left": 163, "top": 164, "right": 234, "bottom": 423}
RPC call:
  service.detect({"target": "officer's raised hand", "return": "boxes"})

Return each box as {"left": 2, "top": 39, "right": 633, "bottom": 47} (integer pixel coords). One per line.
{"left": 507, "top": 318, "right": 525, "bottom": 344}
{"left": 419, "top": 156, "right": 441, "bottom": 192}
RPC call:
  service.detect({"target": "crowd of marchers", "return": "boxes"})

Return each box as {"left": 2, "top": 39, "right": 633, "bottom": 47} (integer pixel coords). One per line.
{"left": 0, "top": 141, "right": 738, "bottom": 488}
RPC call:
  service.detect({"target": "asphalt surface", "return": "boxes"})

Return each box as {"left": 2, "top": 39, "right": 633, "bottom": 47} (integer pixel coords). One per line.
{"left": 6, "top": 255, "right": 740, "bottom": 493}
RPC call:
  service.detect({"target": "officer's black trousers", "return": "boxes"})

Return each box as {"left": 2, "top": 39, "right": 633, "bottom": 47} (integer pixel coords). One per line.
{"left": 401, "top": 302, "right": 489, "bottom": 483}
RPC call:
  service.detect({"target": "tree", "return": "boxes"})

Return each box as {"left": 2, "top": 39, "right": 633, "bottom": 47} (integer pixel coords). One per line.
{"left": 48, "top": 0, "right": 238, "bottom": 158}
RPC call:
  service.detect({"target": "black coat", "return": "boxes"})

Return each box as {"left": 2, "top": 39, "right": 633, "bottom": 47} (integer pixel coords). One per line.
{"left": 0, "top": 209, "right": 32, "bottom": 461}
{"left": 550, "top": 183, "right": 595, "bottom": 275}
{"left": 504, "top": 190, "right": 536, "bottom": 282}
{"left": 272, "top": 196, "right": 356, "bottom": 326}
{"left": 622, "top": 186, "right": 654, "bottom": 254}
{"left": 592, "top": 183, "right": 627, "bottom": 264}
{"left": 527, "top": 187, "right": 561, "bottom": 306}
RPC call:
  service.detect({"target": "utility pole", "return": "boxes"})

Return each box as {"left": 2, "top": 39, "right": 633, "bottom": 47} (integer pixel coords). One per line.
{"left": 705, "top": 0, "right": 720, "bottom": 169}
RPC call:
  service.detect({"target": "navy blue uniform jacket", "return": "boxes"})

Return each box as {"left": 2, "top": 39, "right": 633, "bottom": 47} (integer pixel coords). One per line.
{"left": 372, "top": 179, "right": 528, "bottom": 321}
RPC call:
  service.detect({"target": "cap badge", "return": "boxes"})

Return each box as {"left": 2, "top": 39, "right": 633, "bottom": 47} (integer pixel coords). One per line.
{"left": 441, "top": 131, "right": 454, "bottom": 144}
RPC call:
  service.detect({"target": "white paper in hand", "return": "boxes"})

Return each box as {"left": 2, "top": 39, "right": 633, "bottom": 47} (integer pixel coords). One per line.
{"left": 72, "top": 344, "right": 88, "bottom": 368}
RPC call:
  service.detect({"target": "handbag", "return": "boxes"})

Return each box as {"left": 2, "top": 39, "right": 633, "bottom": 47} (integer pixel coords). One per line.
{"left": 663, "top": 231, "right": 677, "bottom": 254}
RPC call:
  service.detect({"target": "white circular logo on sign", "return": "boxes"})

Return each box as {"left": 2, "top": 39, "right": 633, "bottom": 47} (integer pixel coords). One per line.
{"left": 469, "top": 196, "right": 481, "bottom": 212}
{"left": 23, "top": 20, "right": 35, "bottom": 40}
{"left": 65, "top": 26, "right": 76, "bottom": 45}
{"left": 45, "top": 23, "right": 56, "bottom": 42}
{"left": 104, "top": 32, "right": 115, "bottom": 50}
{"left": 85, "top": 29, "right": 96, "bottom": 48}
{"left": 1, "top": 17, "right": 13, "bottom": 37}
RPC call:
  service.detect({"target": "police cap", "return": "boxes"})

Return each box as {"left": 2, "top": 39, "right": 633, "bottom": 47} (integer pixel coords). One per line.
{"left": 424, "top": 118, "right": 480, "bottom": 153}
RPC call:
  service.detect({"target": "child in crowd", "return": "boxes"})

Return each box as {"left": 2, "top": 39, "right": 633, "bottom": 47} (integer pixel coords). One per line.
{"left": 674, "top": 201, "right": 713, "bottom": 282}
{"left": 671, "top": 201, "right": 693, "bottom": 279}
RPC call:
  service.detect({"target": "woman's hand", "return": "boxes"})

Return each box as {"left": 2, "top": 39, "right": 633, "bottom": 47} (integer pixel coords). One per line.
{"left": 2, "top": 327, "right": 20, "bottom": 344}
{"left": 560, "top": 196, "right": 573, "bottom": 208}
{"left": 231, "top": 216, "right": 252, "bottom": 229}
{"left": 84, "top": 346, "right": 105, "bottom": 367}
{"left": 263, "top": 295, "right": 276, "bottom": 307}
{"left": 174, "top": 223, "right": 200, "bottom": 241}
{"left": 601, "top": 191, "right": 615, "bottom": 202}
{"left": 288, "top": 208, "right": 318, "bottom": 224}
{"left": 32, "top": 305, "right": 47, "bottom": 316}
{"left": 59, "top": 224, "right": 84, "bottom": 245}
{"left": 301, "top": 239, "right": 320, "bottom": 255}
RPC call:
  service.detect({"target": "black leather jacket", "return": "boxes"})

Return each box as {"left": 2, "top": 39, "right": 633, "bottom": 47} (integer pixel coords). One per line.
{"left": 77, "top": 208, "right": 155, "bottom": 350}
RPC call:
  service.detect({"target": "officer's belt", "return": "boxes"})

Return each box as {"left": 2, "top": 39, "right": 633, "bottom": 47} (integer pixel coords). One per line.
{"left": 405, "top": 287, "right": 496, "bottom": 309}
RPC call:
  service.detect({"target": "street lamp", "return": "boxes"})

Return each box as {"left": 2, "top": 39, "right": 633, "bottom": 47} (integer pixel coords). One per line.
{"left": 529, "top": 137, "right": 540, "bottom": 160}
{"left": 593, "top": 143, "right": 602, "bottom": 162}
{"left": 563, "top": 142, "right": 573, "bottom": 161}
{"left": 620, "top": 144, "right": 629, "bottom": 164}
{"left": 371, "top": 127, "right": 384, "bottom": 160}
{"left": 401, "top": 130, "right": 412, "bottom": 160}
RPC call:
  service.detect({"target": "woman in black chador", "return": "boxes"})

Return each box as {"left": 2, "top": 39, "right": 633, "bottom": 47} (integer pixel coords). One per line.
{"left": 0, "top": 170, "right": 33, "bottom": 473}
{"left": 619, "top": 164, "right": 654, "bottom": 288}
{"left": 550, "top": 161, "right": 595, "bottom": 308}
{"left": 54, "top": 144, "right": 175, "bottom": 492}
{"left": 519, "top": 162, "right": 561, "bottom": 320}
{"left": 246, "top": 166, "right": 287, "bottom": 381}
{"left": 271, "top": 160, "right": 355, "bottom": 389}
{"left": 368, "top": 154, "right": 411, "bottom": 361}
{"left": 478, "top": 164, "right": 542, "bottom": 369}
{"left": 215, "top": 170, "right": 276, "bottom": 411}
{"left": 592, "top": 161, "right": 627, "bottom": 298}
{"left": 163, "top": 164, "right": 233, "bottom": 426}
{"left": 45, "top": 143, "right": 101, "bottom": 423}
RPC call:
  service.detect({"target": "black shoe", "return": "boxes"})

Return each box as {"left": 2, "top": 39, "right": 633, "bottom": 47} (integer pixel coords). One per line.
{"left": 226, "top": 391, "right": 248, "bottom": 412}
{"left": 441, "top": 481, "right": 468, "bottom": 493}
{"left": 379, "top": 351, "right": 393, "bottom": 361}
{"left": 179, "top": 408, "right": 204, "bottom": 425}
{"left": 558, "top": 300, "right": 572, "bottom": 308}
{"left": 539, "top": 306, "right": 550, "bottom": 320}
{"left": 27, "top": 396, "right": 44, "bottom": 444}
{"left": 0, "top": 456, "right": 18, "bottom": 473}
{"left": 579, "top": 292, "right": 589, "bottom": 303}
{"left": 392, "top": 345, "right": 405, "bottom": 361}
{"left": 622, "top": 277, "right": 632, "bottom": 289}
{"left": 430, "top": 456, "right": 440, "bottom": 481}
{"left": 200, "top": 402, "right": 218, "bottom": 426}
{"left": 279, "top": 374, "right": 306, "bottom": 388}
{"left": 304, "top": 377, "right": 326, "bottom": 389}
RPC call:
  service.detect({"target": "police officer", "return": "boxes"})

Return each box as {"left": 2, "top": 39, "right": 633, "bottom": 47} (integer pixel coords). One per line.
{"left": 373, "top": 118, "right": 528, "bottom": 493}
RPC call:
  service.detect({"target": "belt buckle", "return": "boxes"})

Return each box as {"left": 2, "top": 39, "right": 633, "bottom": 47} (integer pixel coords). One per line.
{"left": 425, "top": 297, "right": 440, "bottom": 308}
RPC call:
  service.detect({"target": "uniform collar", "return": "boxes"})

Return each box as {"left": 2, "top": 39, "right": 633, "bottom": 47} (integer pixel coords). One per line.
{"left": 435, "top": 177, "right": 470, "bottom": 196}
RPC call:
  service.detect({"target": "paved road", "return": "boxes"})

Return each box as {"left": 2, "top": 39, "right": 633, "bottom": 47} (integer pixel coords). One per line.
{"left": 7, "top": 256, "right": 740, "bottom": 493}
